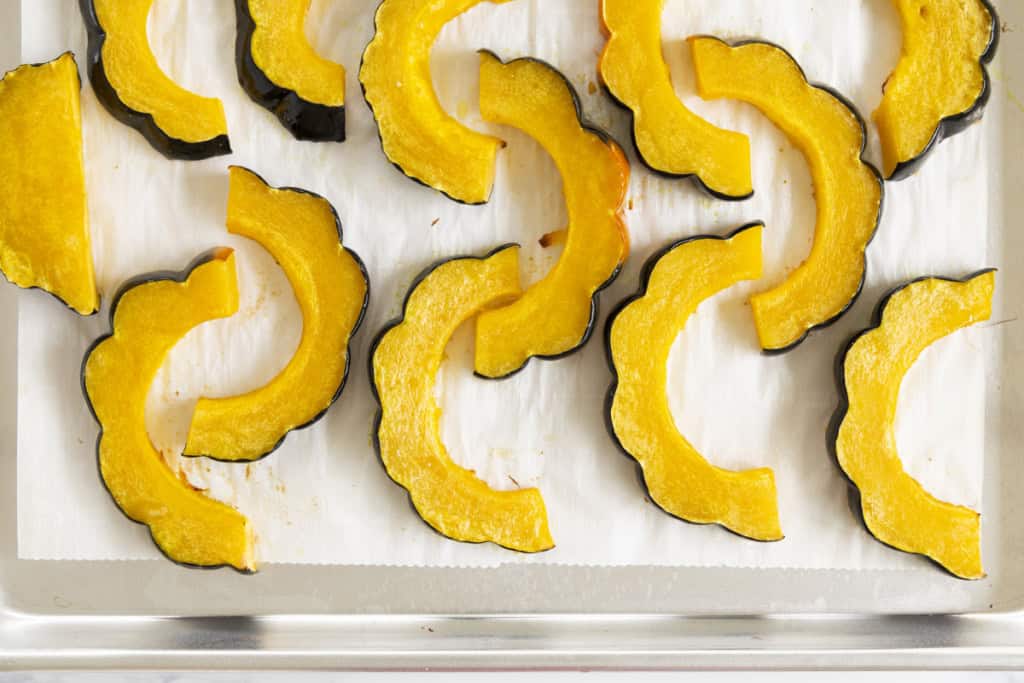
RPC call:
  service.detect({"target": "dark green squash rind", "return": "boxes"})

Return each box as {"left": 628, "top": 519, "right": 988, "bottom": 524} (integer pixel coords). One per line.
{"left": 234, "top": 0, "right": 346, "bottom": 142}
{"left": 602, "top": 222, "right": 780, "bottom": 543}
{"left": 367, "top": 244, "right": 553, "bottom": 553}
{"left": 697, "top": 37, "right": 885, "bottom": 355}
{"left": 0, "top": 52, "right": 99, "bottom": 317}
{"left": 825, "top": 268, "right": 997, "bottom": 579}
{"left": 472, "top": 51, "right": 627, "bottom": 380}
{"left": 886, "top": 0, "right": 999, "bottom": 181}
{"left": 80, "top": 249, "right": 254, "bottom": 574}
{"left": 79, "top": 0, "right": 232, "bottom": 161}
{"left": 180, "top": 166, "right": 370, "bottom": 463}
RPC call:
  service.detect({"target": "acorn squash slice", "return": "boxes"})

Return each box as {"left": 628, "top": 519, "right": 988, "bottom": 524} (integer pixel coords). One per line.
{"left": 370, "top": 245, "right": 554, "bottom": 552}
{"left": 0, "top": 53, "right": 98, "bottom": 315}
{"left": 359, "top": 0, "right": 508, "bottom": 204}
{"left": 598, "top": 0, "right": 752, "bottom": 200}
{"left": 82, "top": 249, "right": 255, "bottom": 571}
{"left": 235, "top": 0, "right": 347, "bottom": 142}
{"left": 875, "top": 0, "right": 998, "bottom": 180}
{"left": 691, "top": 38, "right": 883, "bottom": 353}
{"left": 831, "top": 270, "right": 995, "bottom": 579}
{"left": 80, "top": 0, "right": 231, "bottom": 160}
{"left": 605, "top": 224, "right": 782, "bottom": 541}
{"left": 184, "top": 167, "right": 369, "bottom": 462}
{"left": 473, "top": 52, "right": 630, "bottom": 379}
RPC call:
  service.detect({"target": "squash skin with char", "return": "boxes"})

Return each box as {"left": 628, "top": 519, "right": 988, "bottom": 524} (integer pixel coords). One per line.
{"left": 829, "top": 270, "right": 995, "bottom": 580}
{"left": 691, "top": 37, "right": 884, "bottom": 354}
{"left": 598, "top": 0, "right": 752, "bottom": 201}
{"left": 235, "top": 0, "right": 347, "bottom": 142}
{"left": 369, "top": 245, "right": 554, "bottom": 552}
{"left": 604, "top": 224, "right": 782, "bottom": 541}
{"left": 359, "top": 0, "right": 509, "bottom": 205}
{"left": 79, "top": 0, "right": 231, "bottom": 160}
{"left": 473, "top": 52, "right": 630, "bottom": 379}
{"left": 183, "top": 167, "right": 369, "bottom": 463}
{"left": 81, "top": 249, "right": 255, "bottom": 572}
{"left": 875, "top": 0, "right": 999, "bottom": 180}
{"left": 0, "top": 53, "right": 98, "bottom": 315}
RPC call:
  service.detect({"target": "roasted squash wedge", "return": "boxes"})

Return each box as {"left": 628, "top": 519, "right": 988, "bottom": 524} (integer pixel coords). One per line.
{"left": 598, "top": 0, "right": 752, "bottom": 200}
{"left": 0, "top": 53, "right": 98, "bottom": 315}
{"left": 359, "top": 0, "right": 508, "bottom": 204}
{"left": 80, "top": 0, "right": 231, "bottom": 160}
{"left": 691, "top": 38, "right": 883, "bottom": 353}
{"left": 473, "top": 52, "right": 630, "bottom": 379}
{"left": 605, "top": 224, "right": 782, "bottom": 541}
{"left": 875, "top": 0, "right": 998, "bottom": 180}
{"left": 235, "top": 0, "right": 347, "bottom": 141}
{"left": 82, "top": 249, "right": 255, "bottom": 571}
{"left": 370, "top": 245, "right": 554, "bottom": 552}
{"left": 183, "top": 167, "right": 368, "bottom": 462}
{"left": 831, "top": 270, "right": 995, "bottom": 579}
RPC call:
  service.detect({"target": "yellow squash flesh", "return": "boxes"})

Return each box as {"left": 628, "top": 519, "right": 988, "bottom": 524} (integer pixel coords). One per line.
{"left": 834, "top": 271, "right": 994, "bottom": 579}
{"left": 92, "top": 0, "right": 228, "bottom": 144}
{"left": 691, "top": 38, "right": 883, "bottom": 352}
{"left": 184, "top": 167, "right": 368, "bottom": 462}
{"left": 0, "top": 53, "right": 97, "bottom": 315}
{"left": 371, "top": 246, "right": 554, "bottom": 552}
{"left": 874, "top": 0, "right": 996, "bottom": 178}
{"left": 599, "top": 0, "right": 752, "bottom": 199}
{"left": 82, "top": 250, "right": 254, "bottom": 571}
{"left": 474, "top": 53, "right": 630, "bottom": 378}
{"left": 247, "top": 0, "right": 345, "bottom": 107}
{"left": 607, "top": 225, "right": 781, "bottom": 541}
{"left": 359, "top": 0, "right": 509, "bottom": 204}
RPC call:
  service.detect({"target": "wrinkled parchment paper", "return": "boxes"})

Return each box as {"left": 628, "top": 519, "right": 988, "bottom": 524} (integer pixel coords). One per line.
{"left": 17, "top": 0, "right": 995, "bottom": 568}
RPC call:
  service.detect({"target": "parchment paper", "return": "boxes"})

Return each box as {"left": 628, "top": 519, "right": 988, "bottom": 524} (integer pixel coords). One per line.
{"left": 16, "top": 0, "right": 996, "bottom": 568}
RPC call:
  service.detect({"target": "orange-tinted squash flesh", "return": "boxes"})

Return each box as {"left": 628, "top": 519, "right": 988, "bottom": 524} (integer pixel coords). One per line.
{"left": 474, "top": 53, "right": 629, "bottom": 379}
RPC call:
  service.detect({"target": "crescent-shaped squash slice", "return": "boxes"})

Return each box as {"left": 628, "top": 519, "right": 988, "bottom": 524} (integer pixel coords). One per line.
{"left": 235, "top": 0, "right": 347, "bottom": 142}
{"left": 184, "top": 167, "right": 369, "bottom": 462}
{"left": 598, "top": 0, "right": 752, "bottom": 200}
{"left": 82, "top": 249, "right": 255, "bottom": 571}
{"left": 359, "top": 0, "right": 508, "bottom": 204}
{"left": 691, "top": 38, "right": 883, "bottom": 353}
{"left": 0, "top": 53, "right": 98, "bottom": 315}
{"left": 80, "top": 0, "right": 231, "bottom": 160}
{"left": 370, "top": 245, "right": 554, "bottom": 552}
{"left": 831, "top": 270, "right": 995, "bottom": 579}
{"left": 473, "top": 52, "right": 630, "bottom": 379}
{"left": 605, "top": 224, "right": 782, "bottom": 541}
{"left": 875, "top": 0, "right": 998, "bottom": 180}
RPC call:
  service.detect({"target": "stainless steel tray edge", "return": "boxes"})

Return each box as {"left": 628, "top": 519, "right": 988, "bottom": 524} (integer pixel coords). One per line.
{"left": 4, "top": 613, "right": 1024, "bottom": 670}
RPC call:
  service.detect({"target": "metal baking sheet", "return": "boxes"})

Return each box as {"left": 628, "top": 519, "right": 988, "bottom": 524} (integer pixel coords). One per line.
{"left": 3, "top": 0, "right": 1024, "bottom": 671}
